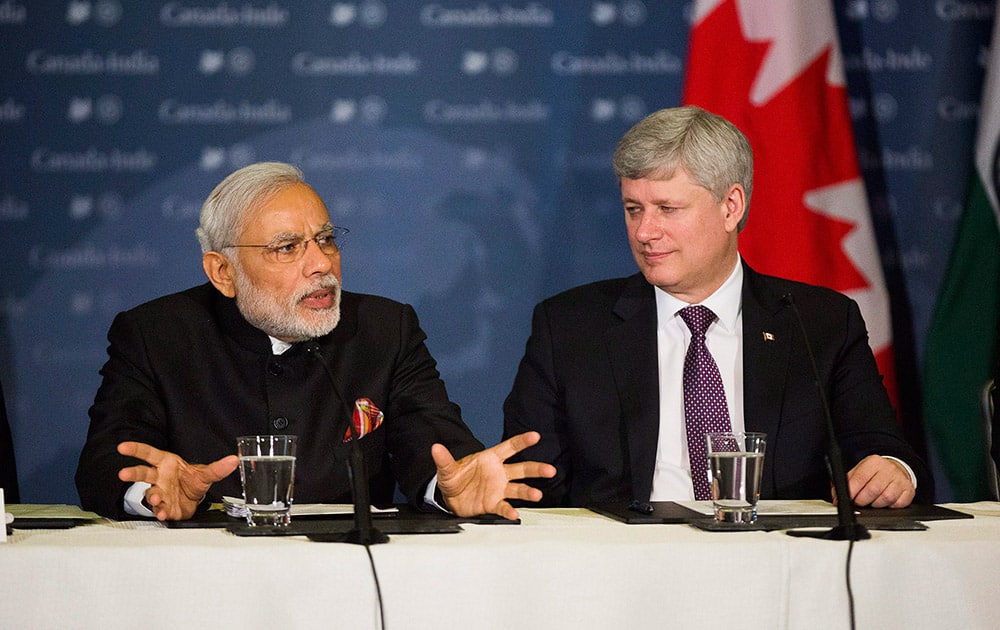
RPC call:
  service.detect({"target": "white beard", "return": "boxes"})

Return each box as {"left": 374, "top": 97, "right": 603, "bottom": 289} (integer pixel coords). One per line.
{"left": 232, "top": 270, "right": 341, "bottom": 341}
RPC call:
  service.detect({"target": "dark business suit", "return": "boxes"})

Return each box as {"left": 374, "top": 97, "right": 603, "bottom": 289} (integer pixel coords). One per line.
{"left": 76, "top": 283, "right": 483, "bottom": 519}
{"left": 503, "top": 262, "right": 933, "bottom": 506}
{"left": 1, "top": 379, "right": 20, "bottom": 503}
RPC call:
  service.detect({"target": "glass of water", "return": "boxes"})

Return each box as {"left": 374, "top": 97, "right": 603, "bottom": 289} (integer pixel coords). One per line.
{"left": 237, "top": 435, "right": 297, "bottom": 527}
{"left": 705, "top": 432, "right": 766, "bottom": 524}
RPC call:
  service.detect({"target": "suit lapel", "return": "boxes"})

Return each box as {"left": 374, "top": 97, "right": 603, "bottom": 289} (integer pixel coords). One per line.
{"left": 741, "top": 265, "right": 795, "bottom": 496}
{"left": 607, "top": 274, "right": 659, "bottom": 502}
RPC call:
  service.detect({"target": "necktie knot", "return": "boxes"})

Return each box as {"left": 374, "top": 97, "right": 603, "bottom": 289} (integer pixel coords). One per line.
{"left": 679, "top": 305, "right": 717, "bottom": 338}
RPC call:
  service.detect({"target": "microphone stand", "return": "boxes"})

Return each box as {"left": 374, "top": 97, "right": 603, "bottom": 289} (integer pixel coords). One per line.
{"left": 340, "top": 423, "right": 389, "bottom": 545}
{"left": 782, "top": 294, "right": 870, "bottom": 541}
{"left": 306, "top": 343, "right": 389, "bottom": 545}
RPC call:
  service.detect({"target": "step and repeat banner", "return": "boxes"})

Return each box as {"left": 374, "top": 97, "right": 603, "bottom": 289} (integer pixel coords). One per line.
{"left": 0, "top": 1, "right": 993, "bottom": 503}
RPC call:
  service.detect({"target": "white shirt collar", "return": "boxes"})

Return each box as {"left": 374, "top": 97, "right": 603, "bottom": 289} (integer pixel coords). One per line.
{"left": 654, "top": 256, "right": 743, "bottom": 333}
{"left": 269, "top": 336, "right": 293, "bottom": 355}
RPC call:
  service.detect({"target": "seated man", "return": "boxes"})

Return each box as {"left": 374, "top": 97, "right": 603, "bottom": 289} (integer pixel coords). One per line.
{"left": 76, "top": 161, "right": 553, "bottom": 521}
{"left": 503, "top": 106, "right": 933, "bottom": 508}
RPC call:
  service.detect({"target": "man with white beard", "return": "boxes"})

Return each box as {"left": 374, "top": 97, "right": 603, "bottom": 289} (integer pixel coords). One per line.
{"left": 76, "top": 162, "right": 553, "bottom": 521}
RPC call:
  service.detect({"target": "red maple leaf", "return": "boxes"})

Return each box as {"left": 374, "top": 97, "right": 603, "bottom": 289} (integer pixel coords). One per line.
{"left": 683, "top": 0, "right": 868, "bottom": 293}
{"left": 683, "top": 0, "right": 899, "bottom": 413}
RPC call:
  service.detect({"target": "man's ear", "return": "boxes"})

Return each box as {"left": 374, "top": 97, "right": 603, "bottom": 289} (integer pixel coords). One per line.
{"left": 723, "top": 184, "right": 746, "bottom": 233}
{"left": 202, "top": 251, "right": 237, "bottom": 298}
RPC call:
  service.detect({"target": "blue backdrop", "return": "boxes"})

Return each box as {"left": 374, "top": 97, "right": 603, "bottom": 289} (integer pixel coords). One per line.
{"left": 0, "top": 1, "right": 994, "bottom": 504}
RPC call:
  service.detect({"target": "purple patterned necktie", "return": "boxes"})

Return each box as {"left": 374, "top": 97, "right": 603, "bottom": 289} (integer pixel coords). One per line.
{"left": 680, "top": 305, "right": 733, "bottom": 500}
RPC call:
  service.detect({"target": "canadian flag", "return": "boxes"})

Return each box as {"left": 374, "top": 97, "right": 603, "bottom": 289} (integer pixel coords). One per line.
{"left": 683, "top": 0, "right": 897, "bottom": 408}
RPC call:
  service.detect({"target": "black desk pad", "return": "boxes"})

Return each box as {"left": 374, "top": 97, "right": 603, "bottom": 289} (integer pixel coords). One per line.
{"left": 588, "top": 501, "right": 706, "bottom": 524}
{"left": 689, "top": 515, "right": 927, "bottom": 532}
{"left": 227, "top": 518, "right": 462, "bottom": 537}
{"left": 9, "top": 517, "right": 95, "bottom": 530}
{"left": 163, "top": 504, "right": 519, "bottom": 535}
{"left": 163, "top": 507, "right": 369, "bottom": 528}
{"left": 588, "top": 501, "right": 972, "bottom": 531}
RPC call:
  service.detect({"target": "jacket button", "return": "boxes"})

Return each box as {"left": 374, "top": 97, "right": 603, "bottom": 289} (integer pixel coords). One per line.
{"left": 272, "top": 416, "right": 289, "bottom": 430}
{"left": 267, "top": 361, "right": 283, "bottom": 376}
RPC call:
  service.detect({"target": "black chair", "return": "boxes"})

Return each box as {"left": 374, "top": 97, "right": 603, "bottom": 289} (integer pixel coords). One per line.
{"left": 0, "top": 379, "right": 19, "bottom": 504}
{"left": 987, "top": 376, "right": 999, "bottom": 500}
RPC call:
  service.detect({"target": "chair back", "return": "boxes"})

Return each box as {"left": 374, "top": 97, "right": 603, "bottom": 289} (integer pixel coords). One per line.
{"left": 983, "top": 378, "right": 999, "bottom": 501}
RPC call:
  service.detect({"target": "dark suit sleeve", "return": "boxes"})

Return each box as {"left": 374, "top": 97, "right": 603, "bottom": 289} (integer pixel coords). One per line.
{"left": 822, "top": 298, "right": 935, "bottom": 502}
{"left": 75, "top": 311, "right": 169, "bottom": 519}
{"left": 502, "top": 301, "right": 572, "bottom": 506}
{"left": 381, "top": 303, "right": 484, "bottom": 507}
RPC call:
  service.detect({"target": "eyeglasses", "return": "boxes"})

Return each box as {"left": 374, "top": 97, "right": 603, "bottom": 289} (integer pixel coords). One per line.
{"left": 223, "top": 226, "right": 350, "bottom": 264}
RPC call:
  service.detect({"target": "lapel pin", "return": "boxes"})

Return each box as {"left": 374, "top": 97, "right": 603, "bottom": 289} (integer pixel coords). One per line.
{"left": 762, "top": 332, "right": 775, "bottom": 341}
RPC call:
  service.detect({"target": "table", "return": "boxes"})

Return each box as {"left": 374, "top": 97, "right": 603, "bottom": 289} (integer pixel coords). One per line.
{"left": 3, "top": 503, "right": 999, "bottom": 629}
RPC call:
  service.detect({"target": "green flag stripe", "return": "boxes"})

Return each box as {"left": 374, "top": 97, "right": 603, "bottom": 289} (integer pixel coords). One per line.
{"left": 923, "top": 174, "right": 1000, "bottom": 501}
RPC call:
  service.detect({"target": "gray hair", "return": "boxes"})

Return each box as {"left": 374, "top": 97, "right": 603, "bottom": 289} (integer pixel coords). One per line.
{"left": 196, "top": 162, "right": 306, "bottom": 253}
{"left": 612, "top": 106, "right": 753, "bottom": 231}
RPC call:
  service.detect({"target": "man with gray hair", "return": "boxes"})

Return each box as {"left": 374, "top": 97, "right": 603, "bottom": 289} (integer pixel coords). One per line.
{"left": 77, "top": 161, "right": 553, "bottom": 521}
{"left": 503, "top": 106, "right": 932, "bottom": 508}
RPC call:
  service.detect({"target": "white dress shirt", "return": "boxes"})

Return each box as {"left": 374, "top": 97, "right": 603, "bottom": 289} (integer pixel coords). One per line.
{"left": 650, "top": 259, "right": 744, "bottom": 501}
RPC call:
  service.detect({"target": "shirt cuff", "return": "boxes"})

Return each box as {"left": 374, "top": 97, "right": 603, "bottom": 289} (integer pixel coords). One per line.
{"left": 883, "top": 456, "right": 918, "bottom": 489}
{"left": 123, "top": 482, "right": 155, "bottom": 517}
{"left": 422, "top": 474, "right": 452, "bottom": 514}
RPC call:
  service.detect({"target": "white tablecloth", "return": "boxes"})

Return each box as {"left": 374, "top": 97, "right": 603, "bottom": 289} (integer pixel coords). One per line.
{"left": 2, "top": 503, "right": 999, "bottom": 629}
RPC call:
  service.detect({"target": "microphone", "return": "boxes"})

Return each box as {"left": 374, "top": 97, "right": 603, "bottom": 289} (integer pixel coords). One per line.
{"left": 305, "top": 342, "right": 389, "bottom": 545}
{"left": 780, "top": 293, "right": 870, "bottom": 541}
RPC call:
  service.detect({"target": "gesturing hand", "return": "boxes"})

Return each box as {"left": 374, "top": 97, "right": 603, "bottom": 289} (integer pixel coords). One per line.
{"left": 431, "top": 431, "right": 556, "bottom": 520}
{"left": 117, "top": 441, "right": 239, "bottom": 521}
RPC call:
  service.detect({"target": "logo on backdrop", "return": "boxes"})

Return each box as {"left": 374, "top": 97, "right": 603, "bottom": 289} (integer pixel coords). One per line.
{"left": 328, "top": 96, "right": 388, "bottom": 124}
{"left": 935, "top": 1, "right": 995, "bottom": 21}
{"left": 291, "top": 51, "right": 421, "bottom": 76}
{"left": 199, "top": 144, "right": 256, "bottom": 171}
{"left": 66, "top": 0, "right": 122, "bottom": 26}
{"left": 68, "top": 192, "right": 123, "bottom": 221}
{"left": 550, "top": 50, "right": 682, "bottom": 75}
{"left": 856, "top": 146, "right": 933, "bottom": 172}
{"left": 589, "top": 95, "right": 647, "bottom": 123}
{"left": 161, "top": 195, "right": 203, "bottom": 221}
{"left": 423, "top": 99, "right": 549, "bottom": 124}
{"left": 67, "top": 95, "right": 123, "bottom": 125}
{"left": 843, "top": 0, "right": 899, "bottom": 22}
{"left": 0, "top": 0, "right": 26, "bottom": 24}
{"left": 419, "top": 3, "right": 554, "bottom": 27}
{"left": 461, "top": 49, "right": 518, "bottom": 75}
{"left": 287, "top": 146, "right": 422, "bottom": 172}
{"left": 590, "top": 1, "right": 647, "bottom": 27}
{"left": 28, "top": 243, "right": 160, "bottom": 271}
{"left": 30, "top": 147, "right": 158, "bottom": 173}
{"left": 0, "top": 97, "right": 25, "bottom": 123}
{"left": 848, "top": 93, "right": 898, "bottom": 123}
{"left": 0, "top": 195, "right": 28, "bottom": 221}
{"left": 329, "top": 1, "right": 387, "bottom": 28}
{"left": 938, "top": 96, "right": 980, "bottom": 122}
{"left": 198, "top": 48, "right": 255, "bottom": 75}
{"left": 158, "top": 2, "right": 290, "bottom": 27}
{"left": 843, "top": 46, "right": 933, "bottom": 72}
{"left": 25, "top": 49, "right": 160, "bottom": 75}
{"left": 158, "top": 99, "right": 292, "bottom": 125}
